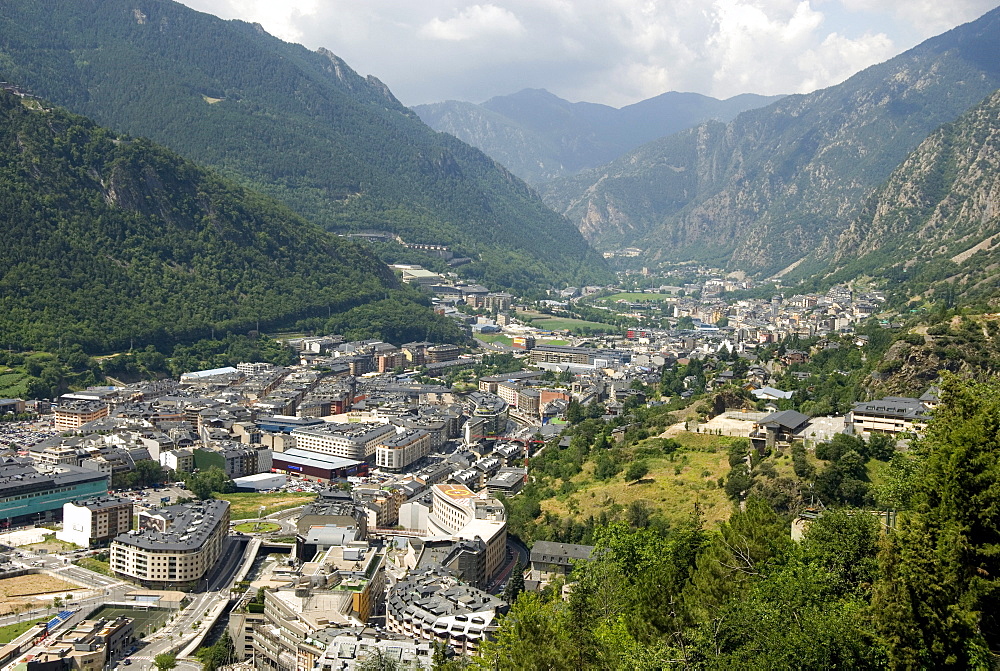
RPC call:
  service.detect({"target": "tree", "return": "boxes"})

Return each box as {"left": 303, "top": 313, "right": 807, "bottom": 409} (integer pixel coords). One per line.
{"left": 503, "top": 558, "right": 525, "bottom": 604}
{"left": 194, "top": 631, "right": 232, "bottom": 671}
{"left": 873, "top": 377, "right": 1000, "bottom": 668}
{"left": 477, "top": 592, "right": 578, "bottom": 670}
{"left": 153, "top": 653, "right": 177, "bottom": 671}
{"left": 624, "top": 461, "right": 649, "bottom": 482}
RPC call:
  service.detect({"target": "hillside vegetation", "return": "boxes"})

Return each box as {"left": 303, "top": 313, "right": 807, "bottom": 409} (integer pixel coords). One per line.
{"left": 484, "top": 377, "right": 1000, "bottom": 669}
{"left": 809, "top": 88, "right": 1000, "bottom": 308}
{"left": 0, "top": 0, "right": 610, "bottom": 290}
{"left": 0, "top": 91, "right": 462, "bottom": 353}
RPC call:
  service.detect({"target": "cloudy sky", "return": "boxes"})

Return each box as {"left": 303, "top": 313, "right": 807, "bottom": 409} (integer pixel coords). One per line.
{"left": 176, "top": 0, "right": 998, "bottom": 107}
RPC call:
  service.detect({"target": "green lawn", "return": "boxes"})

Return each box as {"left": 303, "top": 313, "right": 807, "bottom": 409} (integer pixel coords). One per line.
{"left": 214, "top": 492, "right": 316, "bottom": 520}
{"left": 601, "top": 292, "right": 672, "bottom": 302}
{"left": 475, "top": 334, "right": 513, "bottom": 346}
{"left": 233, "top": 521, "right": 280, "bottom": 534}
{"left": 74, "top": 557, "right": 113, "bottom": 577}
{"left": 0, "top": 617, "right": 48, "bottom": 645}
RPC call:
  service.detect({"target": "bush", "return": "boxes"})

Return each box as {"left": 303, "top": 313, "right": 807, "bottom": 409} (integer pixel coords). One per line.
{"left": 624, "top": 461, "right": 649, "bottom": 482}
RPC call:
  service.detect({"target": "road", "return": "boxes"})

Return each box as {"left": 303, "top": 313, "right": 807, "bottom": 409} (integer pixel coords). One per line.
{"left": 487, "top": 535, "right": 530, "bottom": 595}
{"left": 119, "top": 536, "right": 250, "bottom": 670}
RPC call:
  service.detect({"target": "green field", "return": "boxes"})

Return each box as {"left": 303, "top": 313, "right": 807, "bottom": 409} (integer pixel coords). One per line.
{"left": 475, "top": 334, "right": 513, "bottom": 346}
{"left": 600, "top": 292, "right": 672, "bottom": 302}
{"left": 0, "top": 371, "right": 29, "bottom": 399}
{"left": 233, "top": 521, "right": 280, "bottom": 534}
{"left": 542, "top": 432, "right": 737, "bottom": 528}
{"left": 214, "top": 492, "right": 316, "bottom": 520}
{"left": 0, "top": 617, "right": 47, "bottom": 645}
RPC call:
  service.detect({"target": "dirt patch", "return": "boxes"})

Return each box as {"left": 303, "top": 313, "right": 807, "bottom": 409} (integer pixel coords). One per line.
{"left": 0, "top": 574, "right": 79, "bottom": 597}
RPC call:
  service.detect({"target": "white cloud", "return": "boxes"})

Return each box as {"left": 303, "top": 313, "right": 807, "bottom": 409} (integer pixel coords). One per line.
{"left": 838, "top": 0, "right": 997, "bottom": 37}
{"left": 419, "top": 5, "right": 525, "bottom": 41}
{"left": 174, "top": 0, "right": 996, "bottom": 106}
{"left": 797, "top": 30, "right": 896, "bottom": 93}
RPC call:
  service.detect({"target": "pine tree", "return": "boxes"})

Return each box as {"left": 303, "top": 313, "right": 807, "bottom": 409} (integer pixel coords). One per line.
{"left": 504, "top": 558, "right": 525, "bottom": 604}
{"left": 873, "top": 376, "right": 1000, "bottom": 668}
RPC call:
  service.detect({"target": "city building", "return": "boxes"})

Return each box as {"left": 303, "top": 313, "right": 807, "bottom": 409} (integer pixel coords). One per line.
{"left": 110, "top": 499, "right": 230, "bottom": 590}
{"left": 271, "top": 449, "right": 365, "bottom": 482}
{"left": 53, "top": 400, "right": 109, "bottom": 431}
{"left": 30, "top": 616, "right": 134, "bottom": 671}
{"left": 56, "top": 497, "right": 133, "bottom": 548}
{"left": 528, "top": 541, "right": 595, "bottom": 585}
{"left": 291, "top": 423, "right": 397, "bottom": 461}
{"left": 0, "top": 462, "right": 108, "bottom": 524}
{"left": 426, "top": 484, "right": 507, "bottom": 584}
{"left": 386, "top": 569, "right": 507, "bottom": 654}
{"left": 375, "top": 428, "right": 431, "bottom": 472}
{"left": 847, "top": 396, "right": 929, "bottom": 436}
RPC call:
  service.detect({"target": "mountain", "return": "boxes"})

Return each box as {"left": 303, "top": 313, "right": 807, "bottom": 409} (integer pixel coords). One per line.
{"left": 0, "top": 90, "right": 464, "bottom": 353}
{"left": 0, "top": 0, "right": 609, "bottom": 291}
{"left": 541, "top": 7, "right": 1000, "bottom": 276}
{"left": 821, "top": 87, "right": 1000, "bottom": 308}
{"left": 413, "top": 88, "right": 782, "bottom": 185}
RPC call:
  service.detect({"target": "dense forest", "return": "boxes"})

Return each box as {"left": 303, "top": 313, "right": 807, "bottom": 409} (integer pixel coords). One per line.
{"left": 477, "top": 376, "right": 1000, "bottom": 669}
{"left": 0, "top": 90, "right": 463, "bottom": 353}
{"left": 0, "top": 0, "right": 611, "bottom": 291}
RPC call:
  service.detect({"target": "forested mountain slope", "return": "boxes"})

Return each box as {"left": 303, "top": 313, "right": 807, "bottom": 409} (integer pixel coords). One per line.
{"left": 541, "top": 7, "right": 1000, "bottom": 275}
{"left": 0, "top": 0, "right": 609, "bottom": 290}
{"left": 413, "top": 88, "right": 781, "bottom": 185}
{"left": 0, "top": 91, "right": 462, "bottom": 352}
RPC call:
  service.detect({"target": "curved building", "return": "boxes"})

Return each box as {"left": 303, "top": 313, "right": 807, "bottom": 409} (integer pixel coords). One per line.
{"left": 426, "top": 484, "right": 507, "bottom": 583}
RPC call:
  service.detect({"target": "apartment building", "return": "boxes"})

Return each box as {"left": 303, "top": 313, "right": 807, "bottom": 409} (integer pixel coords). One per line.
{"left": 54, "top": 400, "right": 109, "bottom": 431}
{"left": 426, "top": 484, "right": 507, "bottom": 584}
{"left": 291, "top": 423, "right": 397, "bottom": 461}
{"left": 110, "top": 499, "right": 230, "bottom": 590}
{"left": 375, "top": 428, "right": 431, "bottom": 472}
{"left": 848, "top": 396, "right": 929, "bottom": 436}
{"left": 386, "top": 569, "right": 507, "bottom": 655}
{"left": 57, "top": 497, "right": 133, "bottom": 548}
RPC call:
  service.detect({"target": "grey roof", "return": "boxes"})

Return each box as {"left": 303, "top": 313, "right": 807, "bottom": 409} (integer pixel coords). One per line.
{"left": 113, "top": 499, "right": 229, "bottom": 552}
{"left": 530, "top": 541, "right": 595, "bottom": 566}
{"left": 0, "top": 463, "right": 108, "bottom": 497}
{"left": 758, "top": 410, "right": 810, "bottom": 431}
{"left": 69, "top": 496, "right": 132, "bottom": 512}
{"left": 851, "top": 396, "right": 927, "bottom": 420}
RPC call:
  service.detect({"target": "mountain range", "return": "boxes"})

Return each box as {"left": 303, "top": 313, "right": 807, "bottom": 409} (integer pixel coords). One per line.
{"left": 0, "top": 0, "right": 610, "bottom": 291}
{"left": 413, "top": 88, "right": 782, "bottom": 185}
{"left": 537, "top": 7, "right": 1000, "bottom": 280}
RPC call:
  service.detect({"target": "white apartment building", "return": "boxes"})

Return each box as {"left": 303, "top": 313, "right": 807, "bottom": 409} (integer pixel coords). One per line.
{"left": 57, "top": 497, "right": 133, "bottom": 548}
{"left": 426, "top": 484, "right": 507, "bottom": 583}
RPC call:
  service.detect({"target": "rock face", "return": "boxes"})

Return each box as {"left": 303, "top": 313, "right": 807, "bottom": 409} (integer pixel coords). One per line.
{"left": 825, "top": 89, "right": 1000, "bottom": 307}
{"left": 413, "top": 88, "right": 782, "bottom": 185}
{"left": 540, "top": 7, "right": 1000, "bottom": 276}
